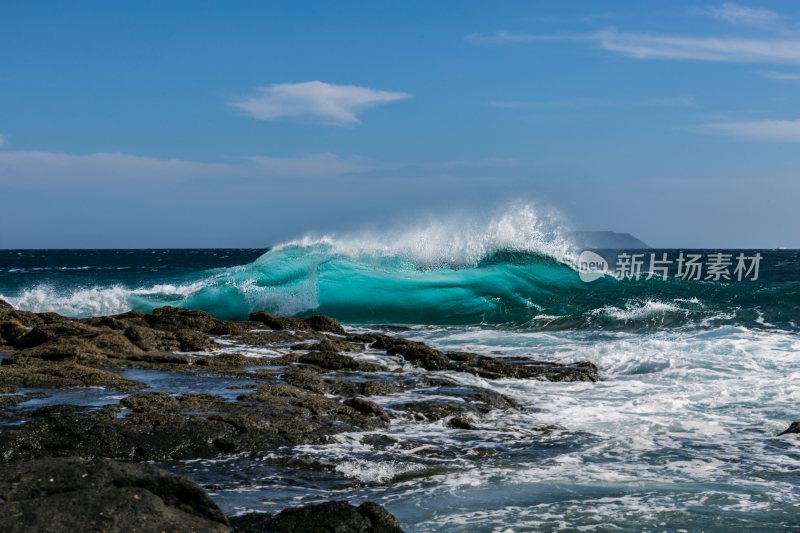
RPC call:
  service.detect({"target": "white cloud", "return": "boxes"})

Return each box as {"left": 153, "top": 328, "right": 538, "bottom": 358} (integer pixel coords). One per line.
{"left": 760, "top": 70, "right": 800, "bottom": 80}
{"left": 468, "top": 28, "right": 800, "bottom": 63}
{"left": 699, "top": 3, "right": 783, "bottom": 28}
{"left": 230, "top": 81, "right": 411, "bottom": 126}
{"left": 702, "top": 119, "right": 800, "bottom": 141}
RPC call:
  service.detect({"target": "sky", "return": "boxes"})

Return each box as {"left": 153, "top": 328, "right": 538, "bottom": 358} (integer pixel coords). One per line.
{"left": 1, "top": 1, "right": 800, "bottom": 248}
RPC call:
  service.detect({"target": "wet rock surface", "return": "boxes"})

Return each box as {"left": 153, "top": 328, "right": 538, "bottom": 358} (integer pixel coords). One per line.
{"left": 0, "top": 358, "right": 144, "bottom": 390}
{"left": 229, "top": 501, "right": 403, "bottom": 532}
{"left": 0, "top": 301, "right": 600, "bottom": 531}
{"left": 0, "top": 384, "right": 390, "bottom": 462}
{"left": 446, "top": 351, "right": 600, "bottom": 382}
{"left": 0, "top": 457, "right": 231, "bottom": 533}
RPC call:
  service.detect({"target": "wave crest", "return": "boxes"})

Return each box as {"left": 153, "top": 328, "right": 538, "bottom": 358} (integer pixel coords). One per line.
{"left": 270, "top": 204, "right": 574, "bottom": 268}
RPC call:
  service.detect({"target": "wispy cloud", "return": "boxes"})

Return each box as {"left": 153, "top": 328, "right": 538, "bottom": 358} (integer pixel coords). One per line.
{"left": 246, "top": 153, "right": 379, "bottom": 177}
{"left": 230, "top": 81, "right": 411, "bottom": 126}
{"left": 488, "top": 96, "right": 693, "bottom": 109}
{"left": 0, "top": 150, "right": 379, "bottom": 184}
{"left": 468, "top": 28, "right": 800, "bottom": 64}
{"left": 488, "top": 97, "right": 611, "bottom": 109}
{"left": 636, "top": 96, "right": 696, "bottom": 107}
{"left": 760, "top": 70, "right": 800, "bottom": 80}
{"left": 701, "top": 119, "right": 800, "bottom": 141}
{"left": 697, "top": 3, "right": 784, "bottom": 28}
{"left": 595, "top": 29, "right": 800, "bottom": 63}
{"left": 465, "top": 31, "right": 584, "bottom": 46}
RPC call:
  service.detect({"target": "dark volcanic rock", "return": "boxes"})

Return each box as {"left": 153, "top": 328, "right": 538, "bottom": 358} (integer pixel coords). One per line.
{"left": 123, "top": 352, "right": 191, "bottom": 365}
{"left": 0, "top": 358, "right": 144, "bottom": 390}
{"left": 299, "top": 351, "right": 385, "bottom": 372}
{"left": 0, "top": 299, "right": 13, "bottom": 310}
{"left": 778, "top": 421, "right": 800, "bottom": 436}
{"left": 174, "top": 328, "right": 219, "bottom": 351}
{"left": 193, "top": 353, "right": 283, "bottom": 378}
{"left": 395, "top": 400, "right": 473, "bottom": 422}
{"left": 370, "top": 335, "right": 450, "bottom": 370}
{"left": 0, "top": 306, "right": 47, "bottom": 329}
{"left": 124, "top": 324, "right": 182, "bottom": 352}
{"left": 120, "top": 391, "right": 227, "bottom": 412}
{"left": 0, "top": 457, "right": 230, "bottom": 533}
{"left": 327, "top": 377, "right": 402, "bottom": 397}
{"left": 81, "top": 310, "right": 150, "bottom": 330}
{"left": 249, "top": 311, "right": 313, "bottom": 332}
{"left": 447, "top": 416, "right": 477, "bottom": 430}
{"left": 0, "top": 394, "right": 26, "bottom": 408}
{"left": 299, "top": 337, "right": 364, "bottom": 353}
{"left": 366, "top": 334, "right": 599, "bottom": 381}
{"left": 15, "top": 321, "right": 113, "bottom": 349}
{"left": 393, "top": 385, "right": 520, "bottom": 422}
{"left": 283, "top": 365, "right": 328, "bottom": 394}
{"left": 148, "top": 306, "right": 247, "bottom": 335}
{"left": 447, "top": 352, "right": 600, "bottom": 382}
{"left": 303, "top": 315, "right": 347, "bottom": 334}
{"left": 235, "top": 330, "right": 317, "bottom": 346}
{"left": 343, "top": 397, "right": 390, "bottom": 422}
{"left": 13, "top": 321, "right": 145, "bottom": 363}
{"left": 0, "top": 384, "right": 389, "bottom": 462}
{"left": 11, "top": 310, "right": 221, "bottom": 364}
{"left": 229, "top": 501, "right": 402, "bottom": 533}
{"left": 0, "top": 317, "right": 28, "bottom": 346}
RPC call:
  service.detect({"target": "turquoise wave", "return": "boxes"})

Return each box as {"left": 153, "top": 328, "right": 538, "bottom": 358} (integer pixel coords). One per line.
{"left": 127, "top": 243, "right": 800, "bottom": 331}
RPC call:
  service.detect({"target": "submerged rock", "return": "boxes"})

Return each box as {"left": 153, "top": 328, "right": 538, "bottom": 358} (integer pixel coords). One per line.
{"left": 229, "top": 501, "right": 403, "bottom": 533}
{"left": 447, "top": 416, "right": 477, "bottom": 430}
{"left": 778, "top": 421, "right": 800, "bottom": 436}
{"left": 0, "top": 457, "right": 230, "bottom": 533}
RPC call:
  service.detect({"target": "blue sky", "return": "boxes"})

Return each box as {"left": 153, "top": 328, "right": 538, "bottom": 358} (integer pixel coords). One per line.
{"left": 1, "top": 1, "right": 799, "bottom": 248}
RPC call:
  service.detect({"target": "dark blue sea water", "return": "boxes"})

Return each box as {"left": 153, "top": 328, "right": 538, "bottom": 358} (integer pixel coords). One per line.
{"left": 1, "top": 246, "right": 798, "bottom": 332}
{"left": 1, "top": 221, "right": 799, "bottom": 531}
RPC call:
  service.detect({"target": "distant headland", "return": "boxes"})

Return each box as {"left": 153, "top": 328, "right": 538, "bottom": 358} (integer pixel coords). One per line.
{"left": 568, "top": 231, "right": 650, "bottom": 249}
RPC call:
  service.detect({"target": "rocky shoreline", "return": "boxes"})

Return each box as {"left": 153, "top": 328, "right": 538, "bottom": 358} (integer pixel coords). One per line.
{"left": 0, "top": 300, "right": 602, "bottom": 532}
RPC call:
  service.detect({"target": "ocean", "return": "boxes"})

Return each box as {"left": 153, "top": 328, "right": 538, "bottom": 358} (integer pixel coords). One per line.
{"left": 1, "top": 220, "right": 799, "bottom": 531}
